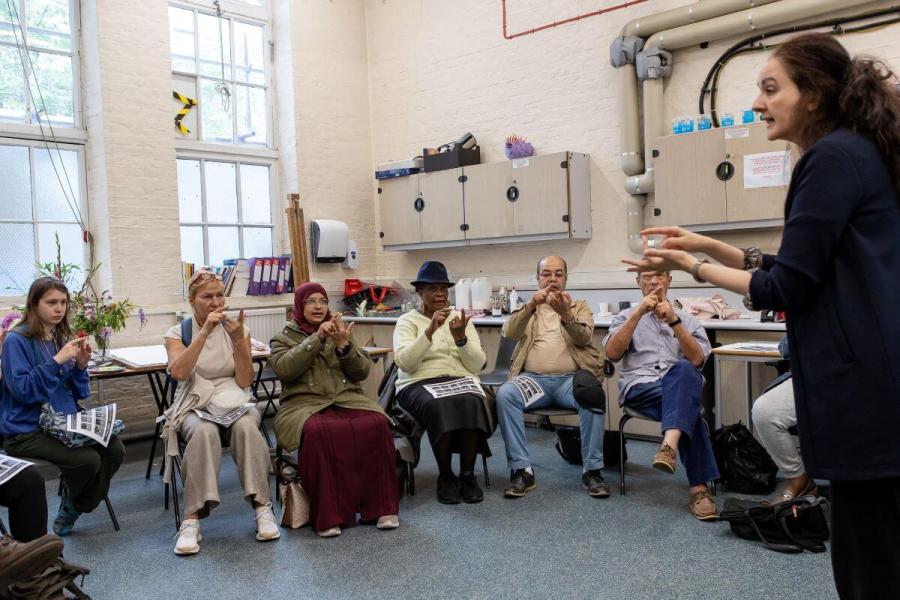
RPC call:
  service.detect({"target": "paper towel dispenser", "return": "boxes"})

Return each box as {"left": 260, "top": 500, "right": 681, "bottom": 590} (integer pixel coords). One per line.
{"left": 311, "top": 219, "right": 350, "bottom": 263}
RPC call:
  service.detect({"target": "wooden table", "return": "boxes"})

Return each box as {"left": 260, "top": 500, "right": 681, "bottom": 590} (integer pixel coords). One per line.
{"left": 711, "top": 342, "right": 782, "bottom": 431}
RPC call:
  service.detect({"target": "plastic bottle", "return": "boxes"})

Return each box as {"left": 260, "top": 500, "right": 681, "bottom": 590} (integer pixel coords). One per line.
{"left": 470, "top": 277, "right": 492, "bottom": 311}
{"left": 455, "top": 278, "right": 472, "bottom": 311}
{"left": 508, "top": 287, "right": 520, "bottom": 312}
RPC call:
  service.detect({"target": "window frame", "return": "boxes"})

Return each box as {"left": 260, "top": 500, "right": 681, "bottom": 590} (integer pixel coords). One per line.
{"left": 175, "top": 152, "right": 277, "bottom": 267}
{"left": 0, "top": 0, "right": 84, "bottom": 135}
{"left": 169, "top": 0, "right": 274, "bottom": 154}
{"left": 0, "top": 135, "right": 89, "bottom": 299}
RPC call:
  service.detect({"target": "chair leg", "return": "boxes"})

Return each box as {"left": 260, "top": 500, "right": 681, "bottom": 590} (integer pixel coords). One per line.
{"left": 164, "top": 482, "right": 170, "bottom": 510}
{"left": 104, "top": 497, "right": 120, "bottom": 532}
{"left": 407, "top": 463, "right": 416, "bottom": 496}
{"left": 172, "top": 460, "right": 182, "bottom": 531}
{"left": 482, "top": 454, "right": 490, "bottom": 489}
{"left": 619, "top": 414, "right": 632, "bottom": 496}
{"left": 145, "top": 422, "right": 161, "bottom": 480}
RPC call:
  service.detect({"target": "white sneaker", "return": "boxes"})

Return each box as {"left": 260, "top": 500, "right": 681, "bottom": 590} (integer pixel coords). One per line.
{"left": 174, "top": 519, "right": 201, "bottom": 555}
{"left": 254, "top": 503, "right": 281, "bottom": 541}
{"left": 376, "top": 515, "right": 400, "bottom": 530}
{"left": 316, "top": 526, "right": 341, "bottom": 538}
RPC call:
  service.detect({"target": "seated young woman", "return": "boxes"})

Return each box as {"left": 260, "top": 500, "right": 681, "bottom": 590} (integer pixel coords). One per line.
{"left": 163, "top": 271, "right": 279, "bottom": 556}
{"left": 0, "top": 277, "right": 125, "bottom": 537}
{"left": 392, "top": 261, "right": 493, "bottom": 505}
{"left": 268, "top": 282, "right": 399, "bottom": 538}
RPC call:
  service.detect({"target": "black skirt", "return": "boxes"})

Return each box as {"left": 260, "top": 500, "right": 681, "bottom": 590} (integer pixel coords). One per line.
{"left": 396, "top": 376, "right": 492, "bottom": 455}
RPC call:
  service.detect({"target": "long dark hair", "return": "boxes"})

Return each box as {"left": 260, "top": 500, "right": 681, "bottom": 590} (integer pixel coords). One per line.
{"left": 773, "top": 33, "right": 900, "bottom": 192}
{"left": 19, "top": 277, "right": 72, "bottom": 347}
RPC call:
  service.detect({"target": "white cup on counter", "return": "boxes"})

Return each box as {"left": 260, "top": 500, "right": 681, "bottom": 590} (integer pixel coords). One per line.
{"left": 597, "top": 302, "right": 610, "bottom": 314}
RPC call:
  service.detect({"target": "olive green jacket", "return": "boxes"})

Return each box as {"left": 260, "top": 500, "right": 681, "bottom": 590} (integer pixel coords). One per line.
{"left": 501, "top": 298, "right": 604, "bottom": 379}
{"left": 268, "top": 320, "right": 388, "bottom": 451}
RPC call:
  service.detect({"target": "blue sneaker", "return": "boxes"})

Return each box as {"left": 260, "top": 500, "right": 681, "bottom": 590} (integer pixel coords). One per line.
{"left": 53, "top": 495, "right": 81, "bottom": 537}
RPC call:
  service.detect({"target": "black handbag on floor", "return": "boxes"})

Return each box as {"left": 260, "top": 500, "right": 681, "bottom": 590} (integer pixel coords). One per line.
{"left": 720, "top": 496, "right": 831, "bottom": 553}
{"left": 711, "top": 422, "right": 778, "bottom": 493}
{"left": 554, "top": 427, "right": 627, "bottom": 466}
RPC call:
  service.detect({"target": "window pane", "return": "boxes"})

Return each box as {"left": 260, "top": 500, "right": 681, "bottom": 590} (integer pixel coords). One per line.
{"left": 204, "top": 161, "right": 237, "bottom": 222}
{"left": 197, "top": 12, "right": 231, "bottom": 80}
{"left": 0, "top": 45, "right": 27, "bottom": 122}
{"left": 176, "top": 159, "right": 202, "bottom": 222}
{"left": 37, "top": 222, "right": 84, "bottom": 290}
{"left": 233, "top": 21, "right": 264, "bottom": 85}
{"left": 180, "top": 225, "right": 204, "bottom": 266}
{"left": 0, "top": 144, "right": 31, "bottom": 219}
{"left": 0, "top": 2, "right": 16, "bottom": 45}
{"left": 242, "top": 227, "right": 272, "bottom": 258}
{"left": 208, "top": 226, "right": 239, "bottom": 266}
{"left": 34, "top": 147, "right": 80, "bottom": 221}
{"left": 26, "top": 0, "right": 71, "bottom": 52}
{"left": 0, "top": 223, "right": 35, "bottom": 295}
{"left": 29, "top": 51, "right": 73, "bottom": 125}
{"left": 235, "top": 84, "right": 266, "bottom": 145}
{"left": 169, "top": 6, "right": 196, "bottom": 74}
{"left": 200, "top": 78, "right": 234, "bottom": 143}
{"left": 239, "top": 164, "right": 270, "bottom": 223}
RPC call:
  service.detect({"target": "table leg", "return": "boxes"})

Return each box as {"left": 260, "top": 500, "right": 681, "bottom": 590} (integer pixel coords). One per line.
{"left": 714, "top": 356, "right": 722, "bottom": 430}
{"left": 145, "top": 371, "right": 169, "bottom": 480}
{"left": 745, "top": 362, "right": 753, "bottom": 432}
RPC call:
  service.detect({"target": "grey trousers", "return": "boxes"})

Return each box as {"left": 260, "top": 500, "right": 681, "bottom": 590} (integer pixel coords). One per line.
{"left": 751, "top": 379, "right": 805, "bottom": 478}
{"left": 179, "top": 406, "right": 271, "bottom": 518}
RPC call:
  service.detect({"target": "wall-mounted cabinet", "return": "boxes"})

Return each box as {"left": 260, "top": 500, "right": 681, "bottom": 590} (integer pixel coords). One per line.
{"left": 651, "top": 122, "right": 799, "bottom": 230}
{"left": 377, "top": 151, "right": 591, "bottom": 250}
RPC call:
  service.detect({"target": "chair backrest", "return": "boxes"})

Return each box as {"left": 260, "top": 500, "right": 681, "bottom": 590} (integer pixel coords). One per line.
{"left": 493, "top": 335, "right": 518, "bottom": 372}
{"left": 377, "top": 361, "right": 399, "bottom": 411}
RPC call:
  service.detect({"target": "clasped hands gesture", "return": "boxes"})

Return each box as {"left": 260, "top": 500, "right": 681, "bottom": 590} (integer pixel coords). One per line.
{"left": 316, "top": 313, "right": 355, "bottom": 350}
{"left": 529, "top": 287, "right": 575, "bottom": 322}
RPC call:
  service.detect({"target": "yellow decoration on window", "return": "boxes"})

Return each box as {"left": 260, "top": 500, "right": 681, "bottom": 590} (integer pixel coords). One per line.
{"left": 173, "top": 91, "right": 197, "bottom": 135}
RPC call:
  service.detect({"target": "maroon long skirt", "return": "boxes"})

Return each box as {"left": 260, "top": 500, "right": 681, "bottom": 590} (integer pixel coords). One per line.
{"left": 299, "top": 406, "right": 400, "bottom": 532}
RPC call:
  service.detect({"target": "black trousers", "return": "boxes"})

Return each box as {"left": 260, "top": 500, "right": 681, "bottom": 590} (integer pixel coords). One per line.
{"left": 831, "top": 477, "right": 900, "bottom": 600}
{"left": 0, "top": 466, "right": 48, "bottom": 542}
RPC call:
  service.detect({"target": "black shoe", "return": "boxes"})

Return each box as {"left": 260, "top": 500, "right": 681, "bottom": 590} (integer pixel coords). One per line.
{"left": 459, "top": 473, "right": 484, "bottom": 503}
{"left": 582, "top": 470, "right": 610, "bottom": 498}
{"left": 437, "top": 475, "right": 462, "bottom": 504}
{"left": 504, "top": 468, "right": 536, "bottom": 498}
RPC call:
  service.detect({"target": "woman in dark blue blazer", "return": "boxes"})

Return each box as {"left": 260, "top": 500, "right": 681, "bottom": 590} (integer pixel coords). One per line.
{"left": 628, "top": 33, "right": 900, "bottom": 599}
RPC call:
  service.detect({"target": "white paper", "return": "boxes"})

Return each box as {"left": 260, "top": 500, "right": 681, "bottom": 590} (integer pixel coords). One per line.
{"left": 510, "top": 375, "right": 545, "bottom": 408}
{"left": 744, "top": 151, "right": 791, "bottom": 189}
{"left": 0, "top": 455, "right": 33, "bottom": 486}
{"left": 192, "top": 402, "right": 255, "bottom": 427}
{"left": 66, "top": 404, "right": 117, "bottom": 447}
{"left": 108, "top": 345, "right": 168, "bottom": 368}
{"left": 423, "top": 377, "right": 486, "bottom": 399}
{"left": 725, "top": 127, "right": 750, "bottom": 139}
{"left": 511, "top": 158, "right": 530, "bottom": 169}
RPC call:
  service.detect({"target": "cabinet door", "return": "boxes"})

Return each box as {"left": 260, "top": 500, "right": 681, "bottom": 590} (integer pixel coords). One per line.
{"left": 378, "top": 176, "right": 421, "bottom": 246}
{"left": 725, "top": 123, "right": 798, "bottom": 222}
{"left": 653, "top": 129, "right": 726, "bottom": 226}
{"left": 512, "top": 152, "right": 570, "bottom": 236}
{"left": 461, "top": 162, "right": 516, "bottom": 241}
{"left": 418, "top": 169, "right": 466, "bottom": 243}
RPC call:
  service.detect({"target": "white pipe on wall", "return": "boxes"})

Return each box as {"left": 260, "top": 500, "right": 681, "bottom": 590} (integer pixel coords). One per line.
{"left": 621, "top": 0, "right": 877, "bottom": 252}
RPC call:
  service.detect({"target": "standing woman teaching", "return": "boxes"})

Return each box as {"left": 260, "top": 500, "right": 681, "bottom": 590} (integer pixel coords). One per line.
{"left": 626, "top": 33, "right": 900, "bottom": 599}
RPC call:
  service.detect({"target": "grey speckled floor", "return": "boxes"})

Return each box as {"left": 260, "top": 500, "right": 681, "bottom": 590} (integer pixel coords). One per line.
{"left": 4, "top": 429, "right": 837, "bottom": 600}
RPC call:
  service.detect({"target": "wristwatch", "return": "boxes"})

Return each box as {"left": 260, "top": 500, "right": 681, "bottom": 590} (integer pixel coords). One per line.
{"left": 668, "top": 317, "right": 682, "bottom": 328}
{"left": 742, "top": 246, "right": 763, "bottom": 270}
{"left": 455, "top": 336, "right": 468, "bottom": 347}
{"left": 691, "top": 259, "right": 710, "bottom": 283}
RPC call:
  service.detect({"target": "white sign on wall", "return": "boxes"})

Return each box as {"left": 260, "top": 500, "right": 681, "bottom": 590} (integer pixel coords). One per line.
{"left": 744, "top": 150, "right": 792, "bottom": 189}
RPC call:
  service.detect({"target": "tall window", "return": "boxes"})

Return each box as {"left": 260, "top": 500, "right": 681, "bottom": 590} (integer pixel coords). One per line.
{"left": 0, "top": 0, "right": 78, "bottom": 127}
{"left": 0, "top": 138, "right": 86, "bottom": 294}
{"left": 177, "top": 157, "right": 273, "bottom": 267}
{"left": 169, "top": 3, "right": 269, "bottom": 146}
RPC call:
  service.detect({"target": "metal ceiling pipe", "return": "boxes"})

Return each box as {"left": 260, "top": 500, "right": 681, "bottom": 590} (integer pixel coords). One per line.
{"left": 617, "top": 0, "right": 780, "bottom": 177}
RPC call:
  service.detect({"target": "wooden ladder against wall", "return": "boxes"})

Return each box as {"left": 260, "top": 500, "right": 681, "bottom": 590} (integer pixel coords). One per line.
{"left": 285, "top": 193, "right": 311, "bottom": 286}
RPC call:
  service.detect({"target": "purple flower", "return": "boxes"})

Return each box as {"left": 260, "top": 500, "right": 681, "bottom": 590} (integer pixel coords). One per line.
{"left": 1, "top": 311, "right": 22, "bottom": 331}
{"left": 102, "top": 326, "right": 112, "bottom": 339}
{"left": 138, "top": 308, "right": 148, "bottom": 330}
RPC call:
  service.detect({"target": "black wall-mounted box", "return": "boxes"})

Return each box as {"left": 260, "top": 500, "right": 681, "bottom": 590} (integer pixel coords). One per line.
{"left": 423, "top": 145, "right": 481, "bottom": 172}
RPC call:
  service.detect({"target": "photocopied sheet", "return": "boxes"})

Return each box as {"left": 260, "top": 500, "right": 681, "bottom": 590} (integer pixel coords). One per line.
{"left": 0, "top": 455, "right": 33, "bottom": 486}
{"left": 424, "top": 377, "right": 486, "bottom": 399}
{"left": 66, "top": 404, "right": 117, "bottom": 447}
{"left": 192, "top": 403, "right": 255, "bottom": 427}
{"left": 510, "top": 375, "right": 545, "bottom": 408}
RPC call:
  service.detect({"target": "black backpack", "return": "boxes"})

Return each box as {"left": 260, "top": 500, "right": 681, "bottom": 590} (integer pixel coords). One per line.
{"left": 711, "top": 422, "right": 778, "bottom": 493}
{"left": 555, "top": 426, "right": 627, "bottom": 467}
{"left": 720, "top": 496, "right": 831, "bottom": 553}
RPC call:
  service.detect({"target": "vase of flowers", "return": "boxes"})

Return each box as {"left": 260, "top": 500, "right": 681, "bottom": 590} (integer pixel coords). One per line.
{"left": 71, "top": 292, "right": 141, "bottom": 360}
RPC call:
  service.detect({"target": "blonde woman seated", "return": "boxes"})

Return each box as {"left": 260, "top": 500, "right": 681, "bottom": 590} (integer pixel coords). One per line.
{"left": 393, "top": 261, "right": 493, "bottom": 505}
{"left": 163, "top": 271, "right": 279, "bottom": 556}
{"left": 268, "top": 283, "right": 399, "bottom": 538}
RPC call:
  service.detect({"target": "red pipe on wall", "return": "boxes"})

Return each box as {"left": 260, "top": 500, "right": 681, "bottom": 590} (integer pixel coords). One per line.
{"left": 502, "top": 0, "right": 650, "bottom": 40}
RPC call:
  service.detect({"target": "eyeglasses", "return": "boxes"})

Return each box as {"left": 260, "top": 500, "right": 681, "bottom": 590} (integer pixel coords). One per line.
{"left": 304, "top": 299, "right": 329, "bottom": 306}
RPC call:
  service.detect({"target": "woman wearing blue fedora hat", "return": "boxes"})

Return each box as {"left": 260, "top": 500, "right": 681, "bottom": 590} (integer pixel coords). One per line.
{"left": 392, "top": 261, "right": 494, "bottom": 504}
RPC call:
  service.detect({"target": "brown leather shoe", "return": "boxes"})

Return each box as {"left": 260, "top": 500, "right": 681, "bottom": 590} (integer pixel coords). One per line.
{"left": 689, "top": 489, "right": 718, "bottom": 521}
{"left": 0, "top": 534, "right": 64, "bottom": 588}
{"left": 652, "top": 443, "right": 677, "bottom": 474}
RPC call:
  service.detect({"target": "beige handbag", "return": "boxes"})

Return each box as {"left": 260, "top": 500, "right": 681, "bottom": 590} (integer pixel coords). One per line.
{"left": 274, "top": 455, "right": 310, "bottom": 528}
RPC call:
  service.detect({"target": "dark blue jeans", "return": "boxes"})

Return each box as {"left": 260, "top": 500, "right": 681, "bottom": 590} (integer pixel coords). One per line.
{"left": 624, "top": 359, "right": 719, "bottom": 486}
